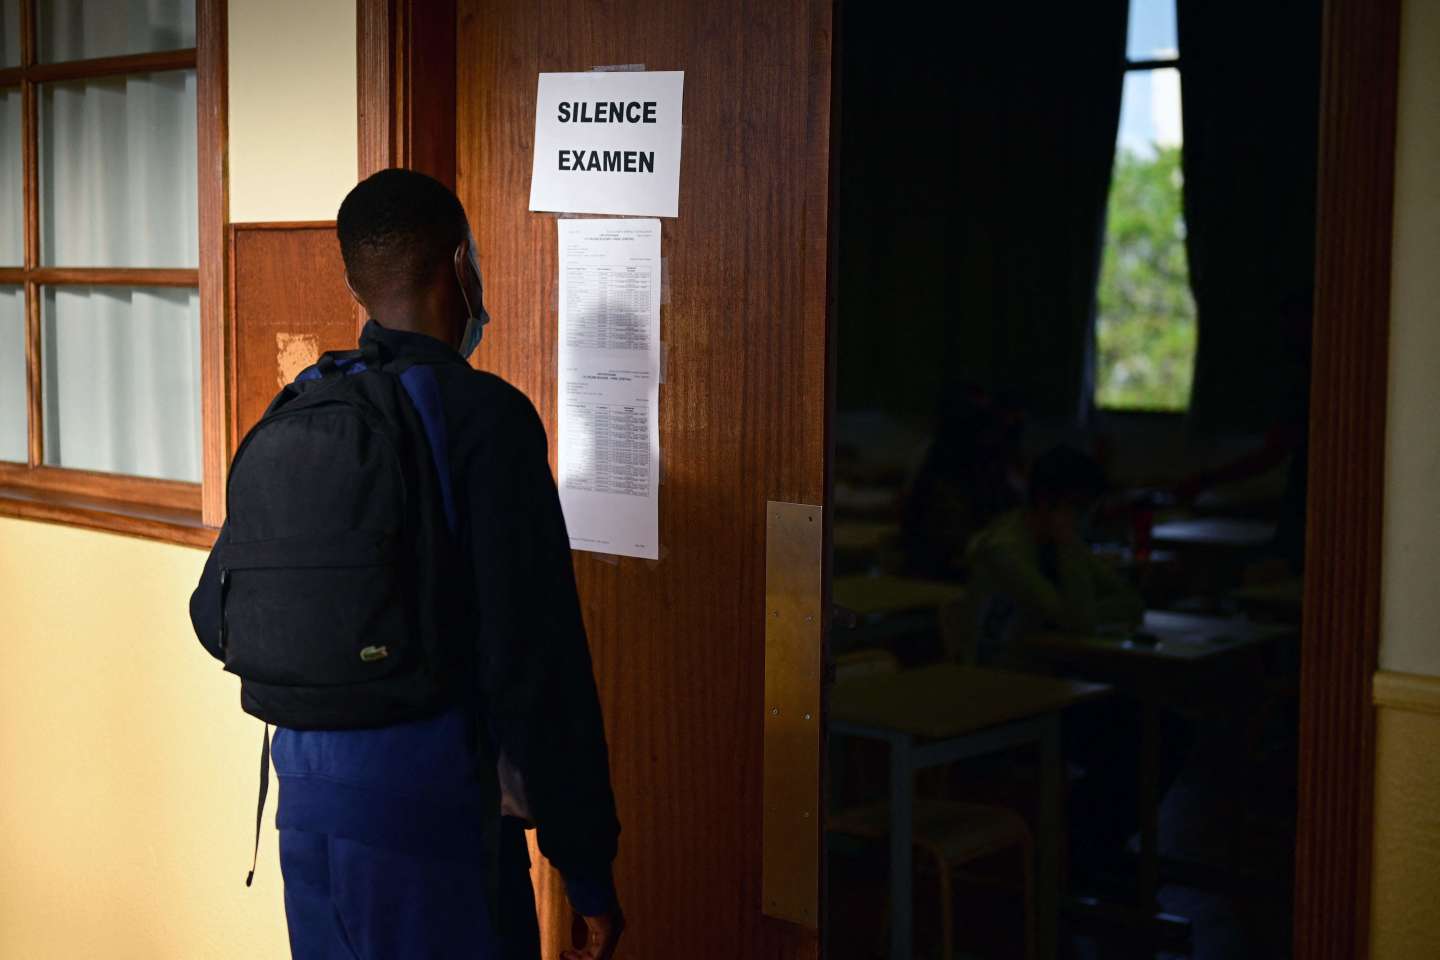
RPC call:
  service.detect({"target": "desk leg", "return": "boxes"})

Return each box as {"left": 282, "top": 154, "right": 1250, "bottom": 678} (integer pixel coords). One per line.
{"left": 889, "top": 734, "right": 914, "bottom": 960}
{"left": 1038, "top": 715, "right": 1060, "bottom": 960}
{"left": 1139, "top": 699, "right": 1160, "bottom": 909}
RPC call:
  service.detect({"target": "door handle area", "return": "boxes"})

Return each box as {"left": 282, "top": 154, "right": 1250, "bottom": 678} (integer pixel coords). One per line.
{"left": 762, "top": 500, "right": 824, "bottom": 930}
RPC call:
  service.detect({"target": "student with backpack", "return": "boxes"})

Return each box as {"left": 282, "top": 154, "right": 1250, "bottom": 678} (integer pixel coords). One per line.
{"left": 189, "top": 169, "right": 623, "bottom": 960}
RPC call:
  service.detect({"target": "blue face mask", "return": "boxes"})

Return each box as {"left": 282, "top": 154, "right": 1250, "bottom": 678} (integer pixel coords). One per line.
{"left": 455, "top": 243, "right": 489, "bottom": 359}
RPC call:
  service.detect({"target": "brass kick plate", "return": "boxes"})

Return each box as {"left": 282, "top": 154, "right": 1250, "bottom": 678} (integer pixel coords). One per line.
{"left": 761, "top": 500, "right": 823, "bottom": 929}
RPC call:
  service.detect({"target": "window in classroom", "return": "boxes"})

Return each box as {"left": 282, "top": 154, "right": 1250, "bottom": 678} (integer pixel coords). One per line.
{"left": 0, "top": 285, "right": 24, "bottom": 463}
{"left": 0, "top": 0, "right": 201, "bottom": 485}
{"left": 1094, "top": 0, "right": 1197, "bottom": 413}
{"left": 1, "top": 1, "right": 18, "bottom": 69}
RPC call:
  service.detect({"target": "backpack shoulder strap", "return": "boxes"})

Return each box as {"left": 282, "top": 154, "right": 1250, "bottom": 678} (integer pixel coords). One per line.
{"left": 393, "top": 362, "right": 459, "bottom": 536}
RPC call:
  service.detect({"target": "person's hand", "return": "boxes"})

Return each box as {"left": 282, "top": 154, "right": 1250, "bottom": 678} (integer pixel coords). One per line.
{"left": 562, "top": 909, "right": 625, "bottom": 960}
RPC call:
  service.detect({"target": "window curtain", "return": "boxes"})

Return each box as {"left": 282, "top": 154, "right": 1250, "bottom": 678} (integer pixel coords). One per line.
{"left": 38, "top": 0, "right": 193, "bottom": 63}
{"left": 1177, "top": 0, "right": 1322, "bottom": 432}
{"left": 947, "top": 0, "right": 1130, "bottom": 421}
{"left": 43, "top": 287, "right": 200, "bottom": 480}
{"left": 1, "top": 86, "right": 21, "bottom": 463}
{"left": 37, "top": 6, "right": 200, "bottom": 482}
{"left": 834, "top": 1, "right": 1128, "bottom": 424}
{"left": 1, "top": 87, "right": 19, "bottom": 264}
{"left": 0, "top": 287, "right": 24, "bottom": 463}
{"left": 1, "top": 1, "right": 20, "bottom": 68}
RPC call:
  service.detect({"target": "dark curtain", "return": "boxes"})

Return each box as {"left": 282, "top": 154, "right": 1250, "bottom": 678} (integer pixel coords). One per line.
{"left": 1177, "top": 0, "right": 1322, "bottom": 431}
{"left": 950, "top": 0, "right": 1130, "bottom": 420}
{"left": 835, "top": 1, "right": 1128, "bottom": 422}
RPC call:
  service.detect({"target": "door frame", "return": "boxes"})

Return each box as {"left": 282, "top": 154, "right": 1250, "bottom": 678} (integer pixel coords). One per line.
{"left": 355, "top": 0, "right": 1402, "bottom": 956}
{"left": 1293, "top": 0, "right": 1400, "bottom": 956}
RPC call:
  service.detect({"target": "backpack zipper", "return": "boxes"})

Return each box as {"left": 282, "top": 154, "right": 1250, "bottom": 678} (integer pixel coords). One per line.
{"left": 218, "top": 567, "right": 230, "bottom": 655}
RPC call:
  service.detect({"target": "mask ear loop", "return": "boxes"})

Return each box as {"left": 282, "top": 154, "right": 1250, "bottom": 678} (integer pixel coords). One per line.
{"left": 454, "top": 241, "right": 490, "bottom": 324}
{"left": 453, "top": 243, "right": 475, "bottom": 318}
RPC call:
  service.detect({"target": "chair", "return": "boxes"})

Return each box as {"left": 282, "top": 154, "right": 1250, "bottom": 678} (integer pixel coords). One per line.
{"left": 828, "top": 800, "right": 1036, "bottom": 960}
{"left": 835, "top": 647, "right": 903, "bottom": 680}
{"left": 829, "top": 651, "right": 1037, "bottom": 960}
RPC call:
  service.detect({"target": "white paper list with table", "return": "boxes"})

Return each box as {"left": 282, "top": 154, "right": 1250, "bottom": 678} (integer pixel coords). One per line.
{"left": 556, "top": 218, "right": 662, "bottom": 560}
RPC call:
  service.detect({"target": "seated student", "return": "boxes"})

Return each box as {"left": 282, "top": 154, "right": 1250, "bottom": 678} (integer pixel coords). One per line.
{"left": 963, "top": 446, "right": 1187, "bottom": 889}
{"left": 900, "top": 386, "right": 1026, "bottom": 581}
{"left": 959, "top": 444, "right": 1143, "bottom": 664}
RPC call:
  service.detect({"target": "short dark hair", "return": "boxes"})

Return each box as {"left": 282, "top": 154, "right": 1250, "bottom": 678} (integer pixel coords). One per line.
{"left": 337, "top": 169, "right": 470, "bottom": 301}
{"left": 1028, "top": 444, "right": 1108, "bottom": 507}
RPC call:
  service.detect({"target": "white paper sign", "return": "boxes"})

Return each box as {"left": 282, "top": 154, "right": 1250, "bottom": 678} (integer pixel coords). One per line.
{"left": 556, "top": 219, "right": 662, "bottom": 559}
{"left": 529, "top": 71, "right": 684, "bottom": 218}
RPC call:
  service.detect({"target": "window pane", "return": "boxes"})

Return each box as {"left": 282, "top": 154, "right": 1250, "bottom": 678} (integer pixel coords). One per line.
{"left": 0, "top": 286, "right": 25, "bottom": 463}
{"left": 0, "top": 86, "right": 20, "bottom": 265}
{"left": 41, "top": 285, "right": 200, "bottom": 482}
{"left": 1096, "top": 68, "right": 1196, "bottom": 412}
{"left": 1126, "top": 0, "right": 1178, "bottom": 62}
{"left": 0, "top": 0, "right": 19, "bottom": 68}
{"left": 40, "top": 70, "right": 198, "bottom": 267}
{"left": 38, "top": 0, "right": 195, "bottom": 63}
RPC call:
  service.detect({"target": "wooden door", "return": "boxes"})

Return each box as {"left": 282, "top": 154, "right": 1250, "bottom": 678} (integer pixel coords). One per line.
{"left": 456, "top": 1, "right": 834, "bottom": 957}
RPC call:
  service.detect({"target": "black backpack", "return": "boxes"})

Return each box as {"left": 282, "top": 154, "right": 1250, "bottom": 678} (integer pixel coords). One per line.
{"left": 217, "top": 341, "right": 471, "bottom": 730}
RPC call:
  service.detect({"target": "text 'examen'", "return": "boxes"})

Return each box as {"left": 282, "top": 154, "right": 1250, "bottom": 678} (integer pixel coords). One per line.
{"left": 558, "top": 101, "right": 659, "bottom": 124}
{"left": 556, "top": 101, "right": 660, "bottom": 174}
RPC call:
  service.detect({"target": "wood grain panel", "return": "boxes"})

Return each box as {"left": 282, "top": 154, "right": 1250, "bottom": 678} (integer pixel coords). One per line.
{"left": 357, "top": 0, "right": 456, "bottom": 185}
{"left": 228, "top": 223, "right": 358, "bottom": 451}
{"left": 198, "top": 0, "right": 229, "bottom": 526}
{"left": 1293, "top": 0, "right": 1401, "bottom": 955}
{"left": 0, "top": 482, "right": 214, "bottom": 547}
{"left": 24, "top": 48, "right": 196, "bottom": 83}
{"left": 356, "top": 0, "right": 393, "bottom": 179}
{"left": 0, "top": 463, "right": 201, "bottom": 511}
{"left": 458, "top": 2, "right": 833, "bottom": 957}
{"left": 0, "top": 267, "right": 199, "bottom": 286}
{"left": 356, "top": 0, "right": 457, "bottom": 334}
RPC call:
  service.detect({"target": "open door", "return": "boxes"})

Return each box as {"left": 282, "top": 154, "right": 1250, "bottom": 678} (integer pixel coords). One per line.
{"left": 454, "top": 2, "right": 834, "bottom": 957}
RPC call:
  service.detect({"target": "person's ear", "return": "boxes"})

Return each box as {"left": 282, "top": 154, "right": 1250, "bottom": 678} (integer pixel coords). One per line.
{"left": 343, "top": 273, "right": 364, "bottom": 307}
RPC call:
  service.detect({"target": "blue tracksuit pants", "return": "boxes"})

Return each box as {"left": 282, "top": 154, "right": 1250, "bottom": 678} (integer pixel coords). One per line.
{"left": 278, "top": 817, "right": 540, "bottom": 960}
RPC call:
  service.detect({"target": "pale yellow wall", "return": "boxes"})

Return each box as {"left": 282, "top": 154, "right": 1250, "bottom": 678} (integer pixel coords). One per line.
{"left": 228, "top": 0, "right": 358, "bottom": 222}
{"left": 1373, "top": 675, "right": 1440, "bottom": 960}
{"left": 0, "top": 2, "right": 361, "bottom": 955}
{"left": 0, "top": 519, "right": 288, "bottom": 959}
{"left": 1379, "top": 0, "right": 1440, "bottom": 676}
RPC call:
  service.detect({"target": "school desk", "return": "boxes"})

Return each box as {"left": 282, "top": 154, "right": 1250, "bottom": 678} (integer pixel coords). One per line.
{"left": 833, "top": 574, "right": 966, "bottom": 618}
{"left": 1025, "top": 611, "right": 1294, "bottom": 931}
{"left": 831, "top": 664, "right": 1109, "bottom": 960}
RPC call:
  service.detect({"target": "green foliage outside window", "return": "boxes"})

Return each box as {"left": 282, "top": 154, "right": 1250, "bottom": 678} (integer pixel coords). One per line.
{"left": 1095, "top": 145, "right": 1197, "bottom": 411}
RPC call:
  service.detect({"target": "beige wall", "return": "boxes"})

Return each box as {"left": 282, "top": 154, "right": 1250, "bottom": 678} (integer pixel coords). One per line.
{"left": 0, "top": 4, "right": 360, "bottom": 955}
{"left": 1379, "top": 0, "right": 1440, "bottom": 677}
{"left": 0, "top": 519, "right": 288, "bottom": 958}
{"left": 1373, "top": 1, "right": 1440, "bottom": 957}
{"left": 228, "top": 0, "right": 358, "bottom": 223}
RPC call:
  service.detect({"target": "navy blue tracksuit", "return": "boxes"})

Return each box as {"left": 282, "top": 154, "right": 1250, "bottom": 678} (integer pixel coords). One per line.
{"left": 191, "top": 322, "right": 620, "bottom": 958}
